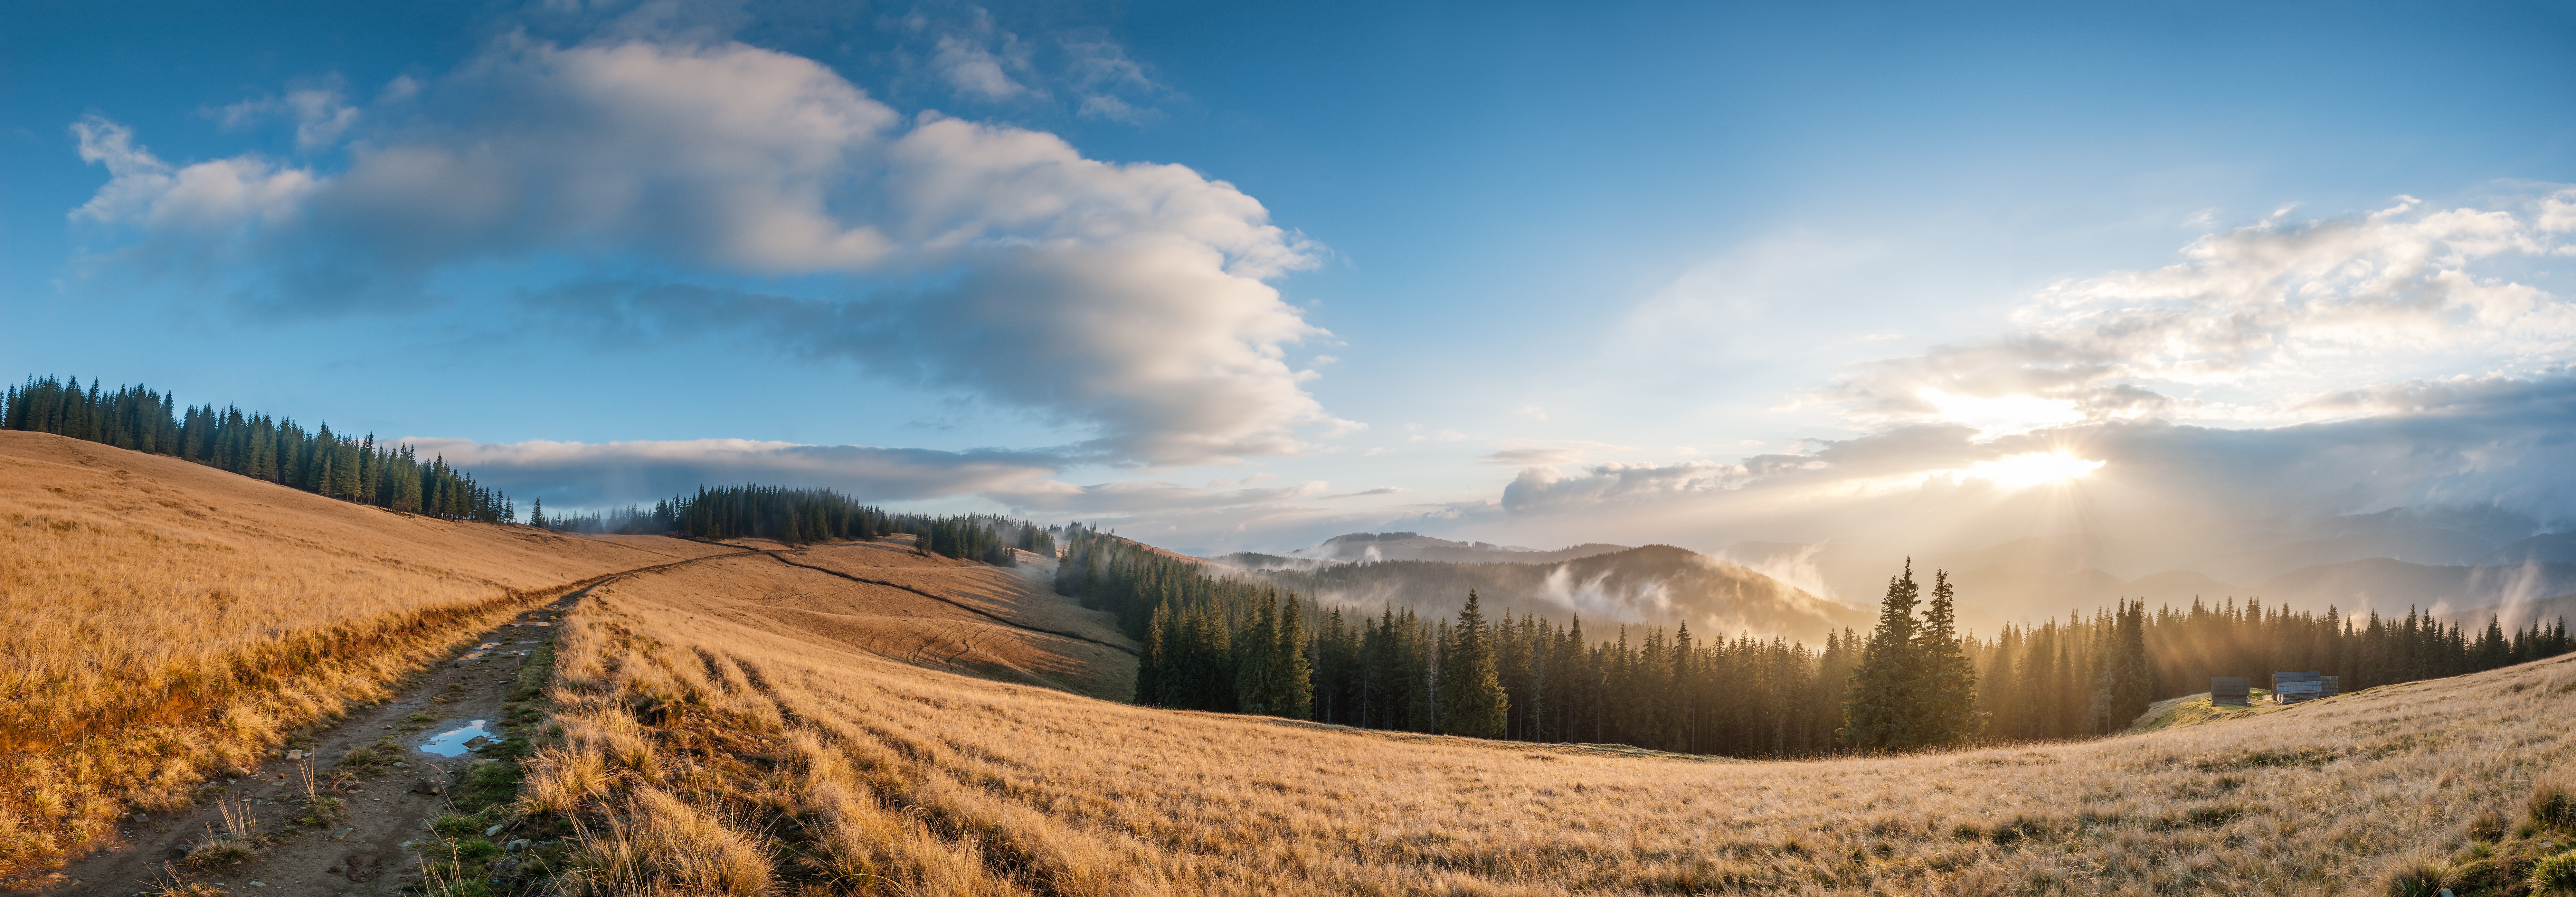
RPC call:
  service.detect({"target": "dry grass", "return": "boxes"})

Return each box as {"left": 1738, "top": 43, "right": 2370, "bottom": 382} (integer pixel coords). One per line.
{"left": 0, "top": 430, "right": 734, "bottom": 874}
{"left": 594, "top": 545, "right": 1134, "bottom": 700}
{"left": 525, "top": 554, "right": 2576, "bottom": 896}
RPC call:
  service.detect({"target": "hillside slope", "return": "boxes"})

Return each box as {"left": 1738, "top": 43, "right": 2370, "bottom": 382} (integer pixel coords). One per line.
{"left": 529, "top": 563, "right": 2576, "bottom": 895}
{"left": 0, "top": 430, "right": 740, "bottom": 874}
{"left": 616, "top": 539, "right": 1137, "bottom": 700}
{"left": 0, "top": 429, "right": 1140, "bottom": 882}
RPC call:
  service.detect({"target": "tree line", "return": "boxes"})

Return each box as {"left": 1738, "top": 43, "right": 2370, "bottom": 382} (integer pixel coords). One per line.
{"left": 1976, "top": 596, "right": 2576, "bottom": 741}
{"left": 530, "top": 486, "right": 1055, "bottom": 564}
{"left": 1073, "top": 527, "right": 2576, "bottom": 757}
{"left": 4, "top": 374, "right": 514, "bottom": 522}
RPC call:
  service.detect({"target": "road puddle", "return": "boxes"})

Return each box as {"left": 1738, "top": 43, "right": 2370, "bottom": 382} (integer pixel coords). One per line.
{"left": 419, "top": 719, "right": 492, "bottom": 757}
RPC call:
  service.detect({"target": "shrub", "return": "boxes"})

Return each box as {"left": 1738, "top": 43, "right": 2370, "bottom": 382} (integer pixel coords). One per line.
{"left": 2532, "top": 851, "right": 2576, "bottom": 896}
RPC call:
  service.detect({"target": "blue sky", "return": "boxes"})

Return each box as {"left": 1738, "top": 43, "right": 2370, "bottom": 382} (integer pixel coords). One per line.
{"left": 8, "top": 0, "right": 2576, "bottom": 564}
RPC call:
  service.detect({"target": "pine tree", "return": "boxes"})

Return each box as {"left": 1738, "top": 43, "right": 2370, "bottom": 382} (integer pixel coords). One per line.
{"left": 1840, "top": 561, "right": 1922, "bottom": 751}
{"left": 1438, "top": 590, "right": 1509, "bottom": 737}
{"left": 1274, "top": 595, "right": 1314, "bottom": 720}
{"left": 2088, "top": 600, "right": 2154, "bottom": 733}
{"left": 1236, "top": 593, "right": 1280, "bottom": 714}
{"left": 1911, "top": 569, "right": 1980, "bottom": 747}
{"left": 1135, "top": 601, "right": 1169, "bottom": 705}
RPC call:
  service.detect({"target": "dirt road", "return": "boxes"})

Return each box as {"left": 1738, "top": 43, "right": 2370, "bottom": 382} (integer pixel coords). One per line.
{"left": 21, "top": 551, "right": 750, "bottom": 897}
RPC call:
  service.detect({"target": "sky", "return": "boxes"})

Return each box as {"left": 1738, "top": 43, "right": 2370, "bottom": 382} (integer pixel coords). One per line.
{"left": 8, "top": 0, "right": 2576, "bottom": 568}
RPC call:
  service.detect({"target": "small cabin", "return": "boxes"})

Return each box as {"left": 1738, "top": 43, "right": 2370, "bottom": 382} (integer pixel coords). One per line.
{"left": 2271, "top": 671, "right": 2339, "bottom": 703}
{"left": 2211, "top": 677, "right": 2251, "bottom": 706}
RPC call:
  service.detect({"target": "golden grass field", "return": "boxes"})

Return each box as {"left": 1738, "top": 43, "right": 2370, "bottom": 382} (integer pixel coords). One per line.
{"left": 599, "top": 540, "right": 1135, "bottom": 700}
{"left": 16, "top": 427, "right": 2576, "bottom": 895}
{"left": 0, "top": 430, "right": 734, "bottom": 875}
{"left": 531, "top": 544, "right": 2576, "bottom": 896}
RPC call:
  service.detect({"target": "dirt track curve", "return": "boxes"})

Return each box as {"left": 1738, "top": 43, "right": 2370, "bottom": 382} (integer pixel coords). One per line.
{"left": 18, "top": 549, "right": 753, "bottom": 897}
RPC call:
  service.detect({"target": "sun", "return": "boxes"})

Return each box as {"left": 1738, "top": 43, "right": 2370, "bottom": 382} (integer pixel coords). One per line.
{"left": 1961, "top": 451, "right": 2105, "bottom": 489}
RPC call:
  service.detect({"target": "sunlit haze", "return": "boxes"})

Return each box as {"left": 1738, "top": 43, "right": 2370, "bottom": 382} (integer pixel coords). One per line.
{"left": 1958, "top": 452, "right": 2106, "bottom": 491}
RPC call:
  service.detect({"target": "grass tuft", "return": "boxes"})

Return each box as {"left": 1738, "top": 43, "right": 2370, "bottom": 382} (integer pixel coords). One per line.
{"left": 2533, "top": 850, "right": 2576, "bottom": 895}
{"left": 2377, "top": 851, "right": 2450, "bottom": 897}
{"left": 2532, "top": 778, "right": 2576, "bottom": 833}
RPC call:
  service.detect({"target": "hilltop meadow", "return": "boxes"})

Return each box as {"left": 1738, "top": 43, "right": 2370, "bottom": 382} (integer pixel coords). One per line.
{"left": 527, "top": 553, "right": 2576, "bottom": 896}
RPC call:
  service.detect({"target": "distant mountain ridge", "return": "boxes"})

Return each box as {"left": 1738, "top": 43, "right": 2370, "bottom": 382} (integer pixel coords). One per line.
{"left": 1725, "top": 515, "right": 2576, "bottom": 628}
{"left": 1246, "top": 516, "right": 2576, "bottom": 634}
{"left": 1242, "top": 543, "right": 1868, "bottom": 645}
{"left": 1214, "top": 531, "right": 1634, "bottom": 569}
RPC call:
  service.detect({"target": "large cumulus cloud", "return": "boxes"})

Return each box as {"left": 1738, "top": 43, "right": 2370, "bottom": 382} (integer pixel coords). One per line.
{"left": 70, "top": 37, "right": 1341, "bottom": 466}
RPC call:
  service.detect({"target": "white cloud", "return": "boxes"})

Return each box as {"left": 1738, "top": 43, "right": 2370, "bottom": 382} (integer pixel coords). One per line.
{"left": 1817, "top": 191, "right": 2576, "bottom": 434}
{"left": 71, "top": 116, "right": 320, "bottom": 238}
{"left": 409, "top": 437, "right": 1062, "bottom": 506}
{"left": 218, "top": 84, "right": 361, "bottom": 150}
{"left": 70, "top": 37, "right": 1336, "bottom": 467}
{"left": 1483, "top": 373, "right": 2576, "bottom": 578}
{"left": 1485, "top": 447, "right": 1582, "bottom": 466}
{"left": 1060, "top": 31, "right": 1170, "bottom": 123}
{"left": 986, "top": 477, "right": 1329, "bottom": 514}
{"left": 926, "top": 8, "right": 1035, "bottom": 101}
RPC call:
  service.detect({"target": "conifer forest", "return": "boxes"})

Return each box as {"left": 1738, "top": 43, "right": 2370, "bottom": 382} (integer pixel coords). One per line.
{"left": 4, "top": 375, "right": 515, "bottom": 522}
{"left": 1064, "top": 526, "right": 2576, "bottom": 757}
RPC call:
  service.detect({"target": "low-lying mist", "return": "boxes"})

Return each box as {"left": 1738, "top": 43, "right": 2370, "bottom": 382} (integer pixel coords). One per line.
{"left": 1245, "top": 544, "right": 1868, "bottom": 645}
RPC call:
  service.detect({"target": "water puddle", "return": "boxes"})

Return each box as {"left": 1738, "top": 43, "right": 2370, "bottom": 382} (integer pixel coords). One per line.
{"left": 419, "top": 720, "right": 492, "bottom": 757}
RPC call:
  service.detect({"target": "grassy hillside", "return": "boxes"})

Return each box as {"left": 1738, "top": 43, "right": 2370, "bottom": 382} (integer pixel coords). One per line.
{"left": 527, "top": 547, "right": 2576, "bottom": 895}
{"left": 0, "top": 430, "right": 737, "bottom": 875}
{"left": 613, "top": 539, "right": 1137, "bottom": 700}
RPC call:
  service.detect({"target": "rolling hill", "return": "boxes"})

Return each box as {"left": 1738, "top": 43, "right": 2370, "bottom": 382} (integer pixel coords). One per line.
{"left": 0, "top": 430, "right": 1132, "bottom": 882}
{"left": 0, "top": 429, "right": 740, "bottom": 876}
{"left": 525, "top": 553, "right": 2576, "bottom": 895}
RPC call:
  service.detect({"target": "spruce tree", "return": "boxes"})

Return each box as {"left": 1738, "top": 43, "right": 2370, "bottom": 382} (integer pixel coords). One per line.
{"left": 2088, "top": 600, "right": 2155, "bottom": 732}
{"left": 1135, "top": 602, "right": 1169, "bottom": 705}
{"left": 1274, "top": 595, "right": 1314, "bottom": 720}
{"left": 1840, "top": 561, "right": 1922, "bottom": 751}
{"left": 1911, "top": 569, "right": 1980, "bottom": 747}
{"left": 1235, "top": 593, "right": 1280, "bottom": 714}
{"left": 1438, "top": 590, "right": 1509, "bottom": 738}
